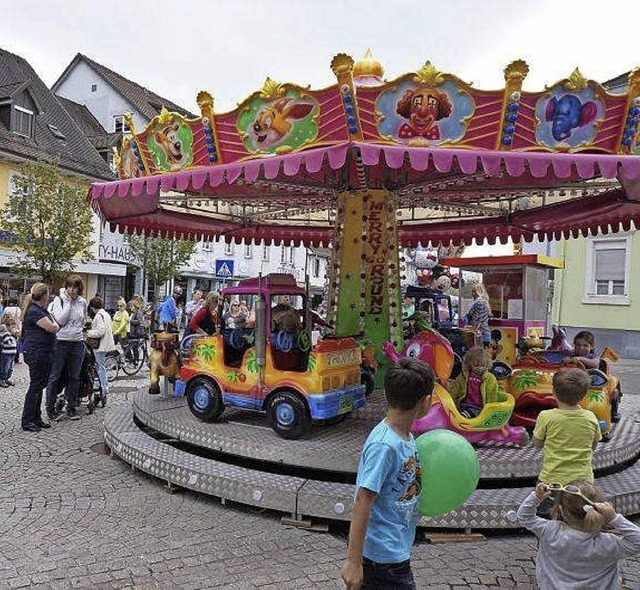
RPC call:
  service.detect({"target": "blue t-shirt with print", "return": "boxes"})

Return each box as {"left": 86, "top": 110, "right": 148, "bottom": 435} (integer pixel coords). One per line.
{"left": 357, "top": 420, "right": 422, "bottom": 564}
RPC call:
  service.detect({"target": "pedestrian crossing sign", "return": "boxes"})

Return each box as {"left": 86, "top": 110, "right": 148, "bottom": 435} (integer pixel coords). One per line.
{"left": 215, "top": 259, "right": 234, "bottom": 278}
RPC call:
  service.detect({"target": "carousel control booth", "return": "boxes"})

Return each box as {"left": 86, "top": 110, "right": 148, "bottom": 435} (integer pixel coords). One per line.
{"left": 443, "top": 254, "right": 564, "bottom": 365}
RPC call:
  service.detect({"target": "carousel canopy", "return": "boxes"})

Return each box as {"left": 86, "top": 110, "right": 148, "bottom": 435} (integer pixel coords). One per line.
{"left": 89, "top": 54, "right": 640, "bottom": 246}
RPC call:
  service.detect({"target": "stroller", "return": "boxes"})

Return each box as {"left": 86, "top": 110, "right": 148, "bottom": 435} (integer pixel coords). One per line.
{"left": 53, "top": 341, "right": 105, "bottom": 415}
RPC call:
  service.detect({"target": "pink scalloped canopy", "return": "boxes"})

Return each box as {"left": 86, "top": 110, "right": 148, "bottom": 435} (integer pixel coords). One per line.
{"left": 90, "top": 143, "right": 640, "bottom": 246}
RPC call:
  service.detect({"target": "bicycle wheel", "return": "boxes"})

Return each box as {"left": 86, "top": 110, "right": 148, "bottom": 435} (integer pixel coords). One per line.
{"left": 105, "top": 355, "right": 119, "bottom": 382}
{"left": 122, "top": 342, "right": 145, "bottom": 376}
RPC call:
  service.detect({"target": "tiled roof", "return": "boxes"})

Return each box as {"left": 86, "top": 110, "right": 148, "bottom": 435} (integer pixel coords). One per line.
{"left": 0, "top": 47, "right": 114, "bottom": 180}
{"left": 58, "top": 96, "right": 122, "bottom": 152}
{"left": 54, "top": 53, "right": 196, "bottom": 121}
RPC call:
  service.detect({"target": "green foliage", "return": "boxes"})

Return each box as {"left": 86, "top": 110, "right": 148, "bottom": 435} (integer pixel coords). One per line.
{"left": 128, "top": 234, "right": 196, "bottom": 292}
{"left": 193, "top": 342, "right": 216, "bottom": 361}
{"left": 246, "top": 350, "right": 259, "bottom": 374}
{"left": 512, "top": 370, "right": 539, "bottom": 391}
{"left": 0, "top": 160, "right": 94, "bottom": 283}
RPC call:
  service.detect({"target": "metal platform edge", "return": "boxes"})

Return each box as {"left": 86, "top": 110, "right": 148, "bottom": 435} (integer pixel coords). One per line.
{"left": 104, "top": 402, "right": 640, "bottom": 529}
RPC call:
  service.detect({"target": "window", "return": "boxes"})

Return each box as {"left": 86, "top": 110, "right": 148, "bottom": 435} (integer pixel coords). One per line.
{"left": 583, "top": 235, "right": 632, "bottom": 305}
{"left": 262, "top": 244, "right": 269, "bottom": 262}
{"left": 244, "top": 244, "right": 252, "bottom": 258}
{"left": 91, "top": 84, "right": 98, "bottom": 92}
{"left": 202, "top": 239, "right": 211, "bottom": 252}
{"left": 224, "top": 241, "right": 233, "bottom": 255}
{"left": 289, "top": 246, "right": 295, "bottom": 265}
{"left": 113, "top": 115, "right": 130, "bottom": 134}
{"left": 312, "top": 257, "right": 321, "bottom": 278}
{"left": 12, "top": 105, "right": 34, "bottom": 137}
{"left": 280, "top": 245, "right": 287, "bottom": 264}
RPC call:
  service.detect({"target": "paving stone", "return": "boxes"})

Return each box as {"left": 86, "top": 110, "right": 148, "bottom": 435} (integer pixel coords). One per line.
{"left": 2, "top": 361, "right": 640, "bottom": 588}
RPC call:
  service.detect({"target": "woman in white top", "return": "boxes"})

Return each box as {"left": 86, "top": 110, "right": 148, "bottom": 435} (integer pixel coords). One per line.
{"left": 86, "top": 296, "right": 116, "bottom": 403}
{"left": 45, "top": 274, "right": 88, "bottom": 421}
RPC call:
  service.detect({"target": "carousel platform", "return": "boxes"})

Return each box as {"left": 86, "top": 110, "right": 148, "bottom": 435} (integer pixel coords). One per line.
{"left": 104, "top": 388, "right": 640, "bottom": 530}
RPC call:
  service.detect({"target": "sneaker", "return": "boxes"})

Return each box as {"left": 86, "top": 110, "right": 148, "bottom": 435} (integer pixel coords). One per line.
{"left": 66, "top": 411, "right": 81, "bottom": 421}
{"left": 0, "top": 380, "right": 8, "bottom": 388}
{"left": 46, "top": 408, "right": 60, "bottom": 421}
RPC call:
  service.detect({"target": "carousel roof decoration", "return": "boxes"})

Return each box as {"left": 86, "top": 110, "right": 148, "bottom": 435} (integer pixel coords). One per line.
{"left": 92, "top": 52, "right": 640, "bottom": 246}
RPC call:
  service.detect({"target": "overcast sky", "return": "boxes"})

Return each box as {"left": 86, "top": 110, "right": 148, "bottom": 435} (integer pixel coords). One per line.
{"left": 1, "top": 0, "right": 637, "bottom": 113}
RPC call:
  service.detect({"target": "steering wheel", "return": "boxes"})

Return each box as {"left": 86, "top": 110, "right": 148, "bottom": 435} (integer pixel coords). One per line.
{"left": 297, "top": 331, "right": 311, "bottom": 352}
{"left": 563, "top": 358, "right": 586, "bottom": 370}
{"left": 275, "top": 330, "right": 294, "bottom": 353}
{"left": 229, "top": 329, "right": 246, "bottom": 350}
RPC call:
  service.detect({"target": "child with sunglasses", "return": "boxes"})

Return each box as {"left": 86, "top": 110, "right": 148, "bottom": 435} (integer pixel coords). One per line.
{"left": 517, "top": 480, "right": 640, "bottom": 589}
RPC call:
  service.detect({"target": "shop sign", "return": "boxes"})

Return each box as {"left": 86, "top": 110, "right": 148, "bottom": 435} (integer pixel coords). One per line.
{"left": 99, "top": 243, "right": 139, "bottom": 265}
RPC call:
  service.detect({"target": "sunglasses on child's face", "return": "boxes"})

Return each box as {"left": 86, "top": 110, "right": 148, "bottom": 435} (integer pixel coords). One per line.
{"left": 547, "top": 483, "right": 597, "bottom": 507}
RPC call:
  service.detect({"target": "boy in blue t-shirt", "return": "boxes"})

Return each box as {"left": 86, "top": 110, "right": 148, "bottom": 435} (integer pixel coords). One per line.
{"left": 341, "top": 358, "right": 435, "bottom": 590}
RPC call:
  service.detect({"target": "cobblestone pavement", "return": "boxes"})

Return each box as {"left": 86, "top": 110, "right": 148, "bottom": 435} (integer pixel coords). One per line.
{"left": 1, "top": 360, "right": 640, "bottom": 589}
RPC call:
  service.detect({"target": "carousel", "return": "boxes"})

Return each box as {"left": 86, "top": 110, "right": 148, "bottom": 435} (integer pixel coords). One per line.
{"left": 93, "top": 52, "right": 640, "bottom": 528}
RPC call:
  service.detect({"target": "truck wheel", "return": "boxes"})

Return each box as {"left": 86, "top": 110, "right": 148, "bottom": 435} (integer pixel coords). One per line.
{"left": 267, "top": 391, "right": 310, "bottom": 439}
{"left": 186, "top": 377, "right": 224, "bottom": 423}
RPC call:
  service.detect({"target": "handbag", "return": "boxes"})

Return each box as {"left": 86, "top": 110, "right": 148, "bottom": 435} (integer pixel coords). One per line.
{"left": 86, "top": 336, "right": 101, "bottom": 349}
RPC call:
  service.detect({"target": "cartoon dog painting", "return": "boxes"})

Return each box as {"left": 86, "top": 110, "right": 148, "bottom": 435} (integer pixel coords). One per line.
{"left": 545, "top": 94, "right": 597, "bottom": 141}
{"left": 251, "top": 98, "right": 314, "bottom": 147}
{"left": 396, "top": 87, "right": 452, "bottom": 140}
{"left": 154, "top": 122, "right": 188, "bottom": 170}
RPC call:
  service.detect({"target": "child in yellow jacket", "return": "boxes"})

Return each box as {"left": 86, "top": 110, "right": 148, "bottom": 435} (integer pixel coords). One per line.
{"left": 111, "top": 297, "right": 130, "bottom": 345}
{"left": 450, "top": 346, "right": 503, "bottom": 418}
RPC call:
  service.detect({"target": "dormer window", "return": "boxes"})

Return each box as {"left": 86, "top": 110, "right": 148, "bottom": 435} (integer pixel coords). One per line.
{"left": 13, "top": 105, "right": 34, "bottom": 138}
{"left": 113, "top": 115, "right": 130, "bottom": 134}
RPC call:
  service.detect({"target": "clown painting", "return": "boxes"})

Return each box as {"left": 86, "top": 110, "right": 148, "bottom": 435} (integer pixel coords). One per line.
{"left": 376, "top": 66, "right": 474, "bottom": 146}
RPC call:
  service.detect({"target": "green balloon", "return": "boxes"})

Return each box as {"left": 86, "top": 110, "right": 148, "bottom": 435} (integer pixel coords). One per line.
{"left": 416, "top": 429, "right": 480, "bottom": 517}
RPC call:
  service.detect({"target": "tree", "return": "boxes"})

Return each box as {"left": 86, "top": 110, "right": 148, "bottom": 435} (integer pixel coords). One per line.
{"left": 0, "top": 160, "right": 94, "bottom": 283}
{"left": 127, "top": 234, "right": 197, "bottom": 299}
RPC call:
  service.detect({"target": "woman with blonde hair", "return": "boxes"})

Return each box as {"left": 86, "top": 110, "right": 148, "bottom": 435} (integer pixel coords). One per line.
{"left": 20, "top": 283, "right": 59, "bottom": 432}
{"left": 188, "top": 292, "right": 220, "bottom": 336}
{"left": 466, "top": 282, "right": 492, "bottom": 348}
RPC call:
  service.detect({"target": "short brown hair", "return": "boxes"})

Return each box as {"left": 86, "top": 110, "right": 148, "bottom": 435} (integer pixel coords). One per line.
{"left": 553, "top": 368, "right": 590, "bottom": 405}
{"left": 64, "top": 274, "right": 84, "bottom": 296}
{"left": 384, "top": 358, "right": 435, "bottom": 411}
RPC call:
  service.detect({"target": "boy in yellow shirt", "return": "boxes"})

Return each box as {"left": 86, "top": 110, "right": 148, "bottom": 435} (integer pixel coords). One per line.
{"left": 533, "top": 368, "right": 602, "bottom": 487}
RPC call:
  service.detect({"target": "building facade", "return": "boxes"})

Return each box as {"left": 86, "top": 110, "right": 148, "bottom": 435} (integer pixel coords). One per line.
{"left": 0, "top": 47, "right": 121, "bottom": 300}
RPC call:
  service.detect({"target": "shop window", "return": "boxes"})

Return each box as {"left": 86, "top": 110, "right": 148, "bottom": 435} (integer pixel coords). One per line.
{"left": 244, "top": 244, "right": 252, "bottom": 258}
{"left": 262, "top": 244, "right": 269, "bottom": 262}
{"left": 312, "top": 257, "right": 321, "bottom": 278}
{"left": 289, "top": 246, "right": 295, "bottom": 265}
{"left": 583, "top": 235, "right": 631, "bottom": 305}
{"left": 280, "top": 244, "right": 287, "bottom": 264}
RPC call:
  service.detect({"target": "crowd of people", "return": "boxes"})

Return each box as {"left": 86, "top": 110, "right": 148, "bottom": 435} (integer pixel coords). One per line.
{"left": 10, "top": 275, "right": 164, "bottom": 432}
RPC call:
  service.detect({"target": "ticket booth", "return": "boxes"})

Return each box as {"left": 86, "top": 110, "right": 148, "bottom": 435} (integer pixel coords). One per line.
{"left": 441, "top": 255, "right": 563, "bottom": 365}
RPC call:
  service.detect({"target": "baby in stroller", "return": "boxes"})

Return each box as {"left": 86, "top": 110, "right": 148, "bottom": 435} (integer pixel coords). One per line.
{"left": 52, "top": 341, "right": 105, "bottom": 416}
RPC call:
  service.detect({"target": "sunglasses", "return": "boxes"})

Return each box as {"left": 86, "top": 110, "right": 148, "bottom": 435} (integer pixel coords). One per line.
{"left": 546, "top": 483, "right": 597, "bottom": 507}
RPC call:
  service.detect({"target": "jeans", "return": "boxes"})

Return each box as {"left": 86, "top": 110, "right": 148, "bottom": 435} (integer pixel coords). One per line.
{"left": 0, "top": 353, "right": 14, "bottom": 381}
{"left": 362, "top": 558, "right": 416, "bottom": 590}
{"left": 46, "top": 340, "right": 85, "bottom": 413}
{"left": 22, "top": 350, "right": 53, "bottom": 427}
{"left": 93, "top": 351, "right": 108, "bottom": 396}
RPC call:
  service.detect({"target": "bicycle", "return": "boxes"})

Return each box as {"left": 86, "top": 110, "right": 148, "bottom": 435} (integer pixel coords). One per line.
{"left": 105, "top": 337, "right": 150, "bottom": 382}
